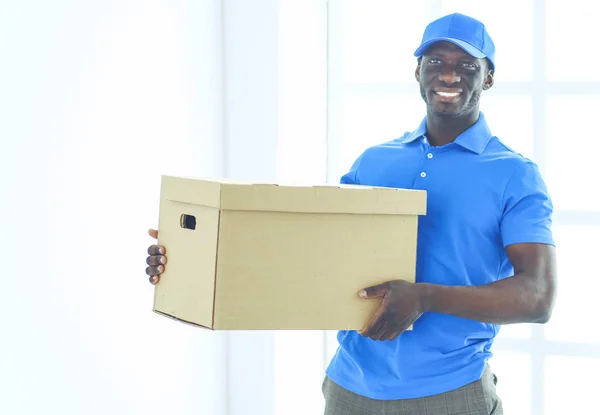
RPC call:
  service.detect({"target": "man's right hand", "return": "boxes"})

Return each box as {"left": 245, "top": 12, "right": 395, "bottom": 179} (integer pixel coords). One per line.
{"left": 146, "top": 228, "right": 167, "bottom": 285}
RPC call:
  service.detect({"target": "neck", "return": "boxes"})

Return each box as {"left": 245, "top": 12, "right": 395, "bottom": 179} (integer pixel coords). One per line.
{"left": 425, "top": 110, "right": 480, "bottom": 147}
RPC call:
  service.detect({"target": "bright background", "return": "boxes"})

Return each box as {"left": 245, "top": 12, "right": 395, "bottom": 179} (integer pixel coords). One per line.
{"left": 2, "top": 1, "right": 598, "bottom": 415}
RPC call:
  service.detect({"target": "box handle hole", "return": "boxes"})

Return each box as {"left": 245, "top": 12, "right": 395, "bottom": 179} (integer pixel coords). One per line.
{"left": 180, "top": 214, "right": 196, "bottom": 230}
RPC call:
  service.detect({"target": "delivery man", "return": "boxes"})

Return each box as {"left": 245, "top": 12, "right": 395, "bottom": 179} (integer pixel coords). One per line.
{"left": 145, "top": 13, "right": 557, "bottom": 415}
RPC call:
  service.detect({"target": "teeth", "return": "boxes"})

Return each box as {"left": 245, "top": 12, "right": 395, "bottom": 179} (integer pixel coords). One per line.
{"left": 436, "top": 91, "right": 460, "bottom": 97}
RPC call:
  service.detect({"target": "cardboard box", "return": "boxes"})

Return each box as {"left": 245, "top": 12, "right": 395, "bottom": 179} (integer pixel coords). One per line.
{"left": 152, "top": 176, "right": 426, "bottom": 330}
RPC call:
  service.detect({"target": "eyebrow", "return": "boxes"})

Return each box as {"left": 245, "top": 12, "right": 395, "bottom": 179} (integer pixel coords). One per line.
{"left": 426, "top": 51, "right": 477, "bottom": 61}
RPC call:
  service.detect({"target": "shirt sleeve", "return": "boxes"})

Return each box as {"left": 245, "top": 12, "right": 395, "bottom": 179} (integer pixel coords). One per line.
{"left": 339, "top": 151, "right": 365, "bottom": 185}
{"left": 501, "top": 161, "right": 555, "bottom": 247}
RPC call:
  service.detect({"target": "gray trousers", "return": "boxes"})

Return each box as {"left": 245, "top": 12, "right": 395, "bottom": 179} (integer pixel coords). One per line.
{"left": 322, "top": 365, "right": 503, "bottom": 415}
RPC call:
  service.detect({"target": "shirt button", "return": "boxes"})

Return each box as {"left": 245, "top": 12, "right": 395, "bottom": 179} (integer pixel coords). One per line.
{"left": 427, "top": 153, "right": 433, "bottom": 159}
{"left": 420, "top": 172, "right": 426, "bottom": 178}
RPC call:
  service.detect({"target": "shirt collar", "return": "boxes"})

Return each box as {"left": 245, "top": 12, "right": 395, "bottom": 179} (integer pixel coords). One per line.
{"left": 401, "top": 112, "right": 493, "bottom": 154}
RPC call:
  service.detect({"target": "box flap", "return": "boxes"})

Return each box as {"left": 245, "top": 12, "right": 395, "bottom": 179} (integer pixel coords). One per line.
{"left": 160, "top": 175, "right": 427, "bottom": 216}
{"left": 160, "top": 175, "right": 223, "bottom": 209}
{"left": 220, "top": 183, "right": 426, "bottom": 215}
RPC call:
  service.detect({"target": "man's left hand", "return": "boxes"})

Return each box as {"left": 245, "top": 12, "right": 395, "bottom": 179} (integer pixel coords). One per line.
{"left": 358, "top": 280, "right": 426, "bottom": 341}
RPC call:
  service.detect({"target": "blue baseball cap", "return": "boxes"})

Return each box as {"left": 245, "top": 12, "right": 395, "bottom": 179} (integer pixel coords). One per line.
{"left": 414, "top": 13, "right": 496, "bottom": 71}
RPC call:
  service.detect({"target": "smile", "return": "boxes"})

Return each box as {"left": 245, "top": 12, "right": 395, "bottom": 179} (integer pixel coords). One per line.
{"left": 435, "top": 91, "right": 461, "bottom": 98}
{"left": 432, "top": 88, "right": 463, "bottom": 103}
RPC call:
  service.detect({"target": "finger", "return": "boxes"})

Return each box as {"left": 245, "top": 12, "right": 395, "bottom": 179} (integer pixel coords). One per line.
{"left": 359, "top": 309, "right": 386, "bottom": 338}
{"left": 146, "top": 255, "right": 167, "bottom": 266}
{"left": 359, "top": 282, "right": 390, "bottom": 299}
{"left": 149, "top": 275, "right": 160, "bottom": 285}
{"left": 147, "top": 245, "right": 165, "bottom": 256}
{"left": 367, "top": 323, "right": 388, "bottom": 341}
{"left": 368, "top": 320, "right": 388, "bottom": 341}
{"left": 148, "top": 229, "right": 158, "bottom": 239}
{"left": 388, "top": 315, "right": 419, "bottom": 340}
{"left": 389, "top": 331, "right": 402, "bottom": 341}
{"left": 388, "top": 325, "right": 409, "bottom": 340}
{"left": 145, "top": 265, "right": 165, "bottom": 276}
{"left": 378, "top": 329, "right": 394, "bottom": 341}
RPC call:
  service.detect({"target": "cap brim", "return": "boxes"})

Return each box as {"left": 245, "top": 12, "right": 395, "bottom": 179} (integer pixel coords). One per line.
{"left": 414, "top": 37, "right": 486, "bottom": 59}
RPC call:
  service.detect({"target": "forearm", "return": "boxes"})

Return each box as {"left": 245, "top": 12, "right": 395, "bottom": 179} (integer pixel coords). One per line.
{"left": 419, "top": 273, "right": 555, "bottom": 325}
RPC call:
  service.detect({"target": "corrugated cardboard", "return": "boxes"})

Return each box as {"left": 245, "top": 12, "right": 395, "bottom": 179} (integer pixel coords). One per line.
{"left": 152, "top": 176, "right": 427, "bottom": 330}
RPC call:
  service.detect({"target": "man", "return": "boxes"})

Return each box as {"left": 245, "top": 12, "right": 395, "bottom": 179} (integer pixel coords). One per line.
{"left": 145, "top": 13, "right": 557, "bottom": 415}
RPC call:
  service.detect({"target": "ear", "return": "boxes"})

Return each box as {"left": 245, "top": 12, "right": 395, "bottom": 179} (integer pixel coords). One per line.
{"left": 482, "top": 60, "right": 494, "bottom": 91}
{"left": 482, "top": 71, "right": 494, "bottom": 91}
{"left": 415, "top": 64, "right": 421, "bottom": 83}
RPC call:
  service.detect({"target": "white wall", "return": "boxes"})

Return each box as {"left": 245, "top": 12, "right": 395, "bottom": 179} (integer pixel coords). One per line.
{"left": 1, "top": 1, "right": 329, "bottom": 414}
{"left": 2, "top": 1, "right": 227, "bottom": 414}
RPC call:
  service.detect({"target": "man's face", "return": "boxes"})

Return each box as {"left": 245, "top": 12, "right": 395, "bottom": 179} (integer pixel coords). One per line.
{"left": 415, "top": 41, "right": 494, "bottom": 118}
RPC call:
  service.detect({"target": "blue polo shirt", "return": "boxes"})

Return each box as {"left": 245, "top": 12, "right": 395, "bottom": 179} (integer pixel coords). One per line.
{"left": 325, "top": 112, "right": 554, "bottom": 400}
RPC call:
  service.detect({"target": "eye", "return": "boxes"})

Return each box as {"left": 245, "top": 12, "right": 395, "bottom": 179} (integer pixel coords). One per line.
{"left": 427, "top": 57, "right": 442, "bottom": 65}
{"left": 459, "top": 61, "right": 478, "bottom": 70}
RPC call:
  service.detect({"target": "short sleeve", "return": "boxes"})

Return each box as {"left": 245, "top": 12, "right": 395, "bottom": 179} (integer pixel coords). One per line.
{"left": 501, "top": 162, "right": 555, "bottom": 247}
{"left": 339, "top": 151, "right": 365, "bottom": 185}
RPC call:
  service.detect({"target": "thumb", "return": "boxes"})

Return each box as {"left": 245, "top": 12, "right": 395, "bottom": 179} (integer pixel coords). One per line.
{"left": 359, "top": 283, "right": 389, "bottom": 299}
{"left": 148, "top": 228, "right": 158, "bottom": 239}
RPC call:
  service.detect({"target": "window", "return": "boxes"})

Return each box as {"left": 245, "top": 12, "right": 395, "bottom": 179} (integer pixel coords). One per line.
{"left": 326, "top": 1, "right": 600, "bottom": 413}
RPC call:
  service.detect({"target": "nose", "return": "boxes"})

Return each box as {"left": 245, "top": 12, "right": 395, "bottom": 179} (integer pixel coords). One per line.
{"left": 439, "top": 65, "right": 461, "bottom": 84}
